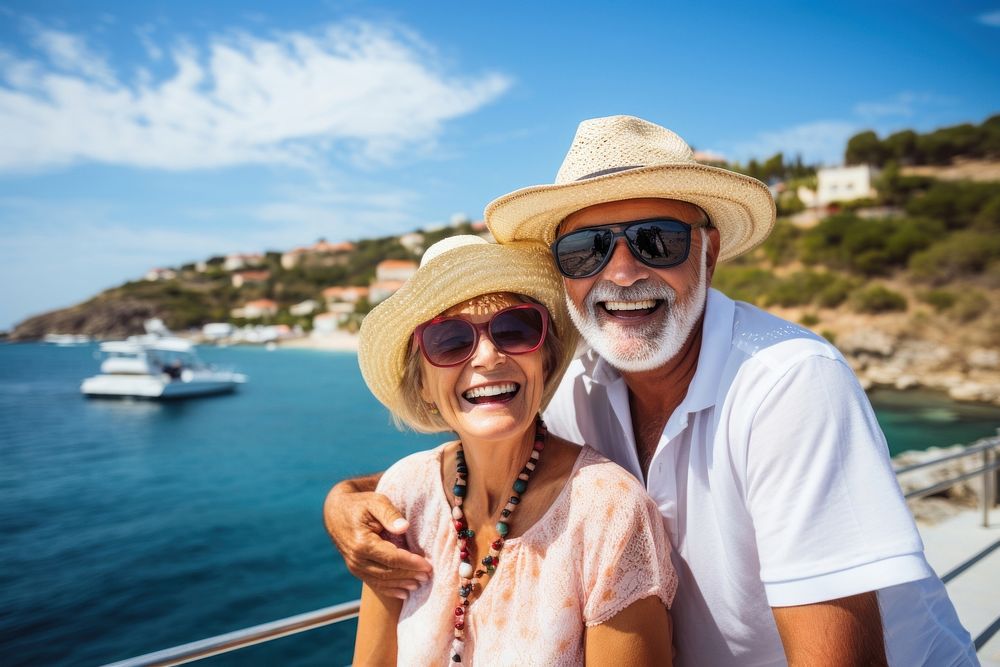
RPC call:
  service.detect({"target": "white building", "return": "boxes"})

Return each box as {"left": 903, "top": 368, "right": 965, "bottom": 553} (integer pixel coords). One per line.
{"left": 202, "top": 322, "right": 235, "bottom": 340}
{"left": 398, "top": 232, "right": 425, "bottom": 254}
{"left": 375, "top": 259, "right": 418, "bottom": 282}
{"left": 144, "top": 268, "right": 176, "bottom": 281}
{"left": 232, "top": 299, "right": 278, "bottom": 320}
{"left": 289, "top": 299, "right": 319, "bottom": 317}
{"left": 369, "top": 280, "right": 406, "bottom": 304}
{"left": 223, "top": 253, "right": 265, "bottom": 272}
{"left": 815, "top": 165, "right": 879, "bottom": 206}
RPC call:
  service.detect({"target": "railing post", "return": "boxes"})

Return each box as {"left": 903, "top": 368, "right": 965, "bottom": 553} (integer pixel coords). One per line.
{"left": 985, "top": 446, "right": 995, "bottom": 529}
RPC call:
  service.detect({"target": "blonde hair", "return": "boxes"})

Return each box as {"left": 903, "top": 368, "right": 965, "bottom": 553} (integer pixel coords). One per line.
{"left": 392, "top": 295, "right": 565, "bottom": 433}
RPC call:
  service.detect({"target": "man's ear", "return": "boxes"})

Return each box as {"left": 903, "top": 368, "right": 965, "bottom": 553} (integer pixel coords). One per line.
{"left": 704, "top": 227, "right": 722, "bottom": 283}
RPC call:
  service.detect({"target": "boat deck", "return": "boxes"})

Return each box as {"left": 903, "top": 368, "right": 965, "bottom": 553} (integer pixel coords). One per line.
{"left": 918, "top": 509, "right": 1000, "bottom": 666}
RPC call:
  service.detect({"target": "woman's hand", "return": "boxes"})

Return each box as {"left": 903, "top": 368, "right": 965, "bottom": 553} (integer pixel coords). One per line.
{"left": 324, "top": 475, "right": 433, "bottom": 599}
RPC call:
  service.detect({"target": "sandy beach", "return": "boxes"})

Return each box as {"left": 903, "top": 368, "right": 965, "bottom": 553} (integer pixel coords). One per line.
{"left": 278, "top": 332, "right": 360, "bottom": 352}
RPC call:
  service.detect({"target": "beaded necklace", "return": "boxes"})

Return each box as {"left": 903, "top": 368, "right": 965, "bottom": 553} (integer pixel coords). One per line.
{"left": 448, "top": 418, "right": 547, "bottom": 663}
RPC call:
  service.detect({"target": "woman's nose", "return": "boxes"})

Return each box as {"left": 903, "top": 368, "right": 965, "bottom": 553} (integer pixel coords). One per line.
{"left": 470, "top": 333, "right": 505, "bottom": 369}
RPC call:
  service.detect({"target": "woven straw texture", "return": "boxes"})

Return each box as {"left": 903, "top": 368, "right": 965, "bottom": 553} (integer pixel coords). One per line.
{"left": 357, "top": 237, "right": 578, "bottom": 425}
{"left": 485, "top": 115, "right": 776, "bottom": 262}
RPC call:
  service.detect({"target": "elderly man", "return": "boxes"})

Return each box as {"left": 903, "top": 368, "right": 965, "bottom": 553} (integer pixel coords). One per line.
{"left": 325, "top": 116, "right": 975, "bottom": 665}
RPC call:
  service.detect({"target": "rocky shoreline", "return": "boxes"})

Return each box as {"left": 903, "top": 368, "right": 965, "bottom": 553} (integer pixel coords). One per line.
{"left": 836, "top": 329, "right": 1000, "bottom": 407}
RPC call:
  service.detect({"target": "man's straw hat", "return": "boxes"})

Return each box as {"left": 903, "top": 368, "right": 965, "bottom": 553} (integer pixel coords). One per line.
{"left": 358, "top": 235, "right": 578, "bottom": 432}
{"left": 485, "top": 115, "right": 776, "bottom": 262}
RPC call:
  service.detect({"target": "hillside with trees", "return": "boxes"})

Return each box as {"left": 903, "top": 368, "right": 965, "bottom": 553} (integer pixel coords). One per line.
{"left": 9, "top": 116, "right": 1000, "bottom": 403}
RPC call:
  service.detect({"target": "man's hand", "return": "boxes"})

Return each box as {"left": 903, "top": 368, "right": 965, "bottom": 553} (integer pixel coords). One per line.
{"left": 324, "top": 475, "right": 432, "bottom": 599}
{"left": 772, "top": 591, "right": 887, "bottom": 666}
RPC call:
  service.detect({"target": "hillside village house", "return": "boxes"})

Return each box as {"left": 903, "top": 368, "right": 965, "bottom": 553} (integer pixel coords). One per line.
{"left": 312, "top": 311, "right": 344, "bottom": 335}
{"left": 322, "top": 286, "right": 369, "bottom": 309}
{"left": 375, "top": 259, "right": 418, "bottom": 282}
{"left": 798, "top": 165, "right": 880, "bottom": 208}
{"left": 280, "top": 240, "right": 355, "bottom": 270}
{"left": 369, "top": 279, "right": 407, "bottom": 304}
{"left": 231, "top": 299, "right": 278, "bottom": 320}
{"left": 398, "top": 232, "right": 425, "bottom": 254}
{"left": 231, "top": 270, "right": 271, "bottom": 288}
{"left": 144, "top": 267, "right": 176, "bottom": 281}
{"left": 289, "top": 299, "right": 319, "bottom": 317}
{"left": 223, "top": 253, "right": 265, "bottom": 272}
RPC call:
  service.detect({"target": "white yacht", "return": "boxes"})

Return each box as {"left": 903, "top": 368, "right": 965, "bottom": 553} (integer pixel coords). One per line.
{"left": 81, "top": 322, "right": 247, "bottom": 399}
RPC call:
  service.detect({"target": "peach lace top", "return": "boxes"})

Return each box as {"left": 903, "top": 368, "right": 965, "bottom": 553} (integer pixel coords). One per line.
{"left": 376, "top": 444, "right": 677, "bottom": 666}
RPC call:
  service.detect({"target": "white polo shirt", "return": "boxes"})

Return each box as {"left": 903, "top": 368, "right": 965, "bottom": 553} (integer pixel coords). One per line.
{"left": 544, "top": 288, "right": 976, "bottom": 666}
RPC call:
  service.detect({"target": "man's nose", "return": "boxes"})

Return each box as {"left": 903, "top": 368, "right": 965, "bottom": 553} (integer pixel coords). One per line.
{"left": 599, "top": 237, "right": 649, "bottom": 286}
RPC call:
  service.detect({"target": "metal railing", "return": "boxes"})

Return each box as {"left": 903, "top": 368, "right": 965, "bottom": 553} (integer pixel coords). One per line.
{"left": 104, "top": 435, "right": 1000, "bottom": 667}
{"left": 895, "top": 435, "right": 1000, "bottom": 528}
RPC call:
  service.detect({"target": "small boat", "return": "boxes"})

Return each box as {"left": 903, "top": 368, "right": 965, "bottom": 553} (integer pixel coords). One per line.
{"left": 43, "top": 333, "right": 92, "bottom": 346}
{"left": 81, "top": 326, "right": 247, "bottom": 399}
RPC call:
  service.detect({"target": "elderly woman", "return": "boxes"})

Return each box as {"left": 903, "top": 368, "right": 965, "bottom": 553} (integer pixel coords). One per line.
{"left": 353, "top": 236, "right": 675, "bottom": 666}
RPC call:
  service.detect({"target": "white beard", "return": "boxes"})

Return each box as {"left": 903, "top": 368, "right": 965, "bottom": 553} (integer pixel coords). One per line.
{"left": 566, "top": 240, "right": 707, "bottom": 373}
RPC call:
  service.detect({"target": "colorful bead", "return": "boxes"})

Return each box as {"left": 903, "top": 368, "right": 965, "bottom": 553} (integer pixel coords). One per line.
{"left": 446, "top": 420, "right": 546, "bottom": 665}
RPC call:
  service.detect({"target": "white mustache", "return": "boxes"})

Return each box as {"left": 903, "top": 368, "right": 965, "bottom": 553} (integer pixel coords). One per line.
{"left": 585, "top": 280, "right": 676, "bottom": 311}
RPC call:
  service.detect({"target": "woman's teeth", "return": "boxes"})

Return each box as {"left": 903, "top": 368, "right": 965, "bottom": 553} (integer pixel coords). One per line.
{"left": 463, "top": 383, "right": 519, "bottom": 402}
{"left": 602, "top": 299, "right": 658, "bottom": 311}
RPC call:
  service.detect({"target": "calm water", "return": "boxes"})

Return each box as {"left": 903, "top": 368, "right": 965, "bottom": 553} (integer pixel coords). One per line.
{"left": 1, "top": 343, "right": 998, "bottom": 666}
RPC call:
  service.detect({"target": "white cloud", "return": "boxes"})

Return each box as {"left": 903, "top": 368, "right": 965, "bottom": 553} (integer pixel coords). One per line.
{"left": 28, "top": 26, "right": 116, "bottom": 85}
{"left": 725, "top": 120, "right": 858, "bottom": 165}
{"left": 853, "top": 91, "right": 955, "bottom": 121}
{"left": 0, "top": 20, "right": 512, "bottom": 173}
{"left": 977, "top": 10, "right": 1000, "bottom": 26}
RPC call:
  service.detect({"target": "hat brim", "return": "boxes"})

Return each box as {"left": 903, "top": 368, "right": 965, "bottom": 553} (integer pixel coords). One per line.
{"left": 485, "top": 163, "right": 776, "bottom": 262}
{"left": 358, "top": 241, "right": 578, "bottom": 429}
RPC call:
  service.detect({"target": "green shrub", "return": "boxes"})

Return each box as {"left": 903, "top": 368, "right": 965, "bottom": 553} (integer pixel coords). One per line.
{"left": 711, "top": 266, "right": 778, "bottom": 305}
{"left": 851, "top": 285, "right": 908, "bottom": 313}
{"left": 799, "top": 313, "right": 820, "bottom": 327}
{"left": 951, "top": 290, "right": 989, "bottom": 323}
{"left": 908, "top": 231, "right": 1000, "bottom": 283}
{"left": 905, "top": 181, "right": 1000, "bottom": 229}
{"left": 820, "top": 330, "right": 836, "bottom": 344}
{"left": 817, "top": 276, "right": 857, "bottom": 308}
{"left": 917, "top": 289, "right": 957, "bottom": 311}
{"left": 759, "top": 219, "right": 801, "bottom": 266}
{"left": 763, "top": 271, "right": 831, "bottom": 307}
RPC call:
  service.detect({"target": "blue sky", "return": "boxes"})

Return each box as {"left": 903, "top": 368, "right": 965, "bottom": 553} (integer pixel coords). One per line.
{"left": 1, "top": 1, "right": 999, "bottom": 329}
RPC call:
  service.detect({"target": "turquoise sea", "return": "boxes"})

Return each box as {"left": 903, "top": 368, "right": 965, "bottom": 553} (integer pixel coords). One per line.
{"left": 1, "top": 342, "right": 999, "bottom": 666}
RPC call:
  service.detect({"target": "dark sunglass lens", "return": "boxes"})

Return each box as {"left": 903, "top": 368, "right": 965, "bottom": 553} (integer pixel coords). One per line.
{"left": 556, "top": 229, "right": 614, "bottom": 277}
{"left": 491, "top": 308, "right": 544, "bottom": 353}
{"left": 625, "top": 222, "right": 689, "bottom": 265}
{"left": 422, "top": 320, "right": 475, "bottom": 365}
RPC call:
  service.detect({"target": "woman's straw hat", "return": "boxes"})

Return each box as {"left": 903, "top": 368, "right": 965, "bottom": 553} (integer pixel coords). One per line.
{"left": 358, "top": 235, "right": 578, "bottom": 430}
{"left": 484, "top": 115, "right": 776, "bottom": 262}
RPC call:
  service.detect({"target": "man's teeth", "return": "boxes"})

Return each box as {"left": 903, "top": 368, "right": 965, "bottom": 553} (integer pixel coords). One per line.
{"left": 463, "top": 383, "right": 518, "bottom": 400}
{"left": 603, "top": 299, "right": 658, "bottom": 311}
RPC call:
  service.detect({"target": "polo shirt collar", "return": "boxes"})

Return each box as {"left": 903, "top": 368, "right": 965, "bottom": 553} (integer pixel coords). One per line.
{"left": 588, "top": 288, "right": 735, "bottom": 415}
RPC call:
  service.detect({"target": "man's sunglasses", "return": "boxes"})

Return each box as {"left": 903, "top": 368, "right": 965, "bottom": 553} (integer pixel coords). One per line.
{"left": 414, "top": 303, "right": 549, "bottom": 367}
{"left": 550, "top": 218, "right": 703, "bottom": 279}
